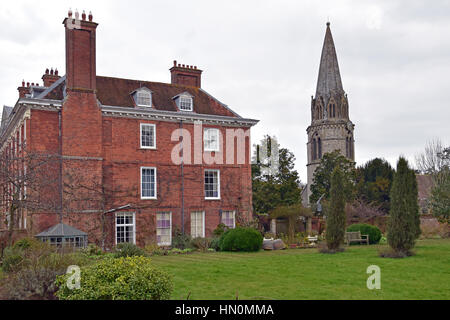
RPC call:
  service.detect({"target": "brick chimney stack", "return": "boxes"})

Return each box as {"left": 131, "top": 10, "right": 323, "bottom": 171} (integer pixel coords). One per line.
{"left": 63, "top": 9, "right": 98, "bottom": 92}
{"left": 170, "top": 60, "right": 203, "bottom": 87}
{"left": 18, "top": 80, "right": 30, "bottom": 98}
{"left": 42, "top": 68, "right": 61, "bottom": 87}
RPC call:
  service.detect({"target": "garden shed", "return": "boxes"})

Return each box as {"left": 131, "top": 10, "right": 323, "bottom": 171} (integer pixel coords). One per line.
{"left": 35, "top": 223, "right": 88, "bottom": 248}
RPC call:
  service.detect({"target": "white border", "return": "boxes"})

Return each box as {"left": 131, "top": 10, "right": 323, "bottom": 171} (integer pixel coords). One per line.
{"left": 157, "top": 212, "right": 172, "bottom": 246}
{"left": 141, "top": 167, "right": 157, "bottom": 200}
{"left": 204, "top": 128, "right": 220, "bottom": 152}
{"left": 140, "top": 123, "right": 156, "bottom": 149}
{"left": 204, "top": 169, "right": 220, "bottom": 200}
{"left": 115, "top": 212, "right": 136, "bottom": 245}
{"left": 191, "top": 211, "right": 206, "bottom": 238}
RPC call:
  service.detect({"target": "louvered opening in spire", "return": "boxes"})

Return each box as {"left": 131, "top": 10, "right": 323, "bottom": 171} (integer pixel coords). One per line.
{"left": 315, "top": 22, "right": 344, "bottom": 98}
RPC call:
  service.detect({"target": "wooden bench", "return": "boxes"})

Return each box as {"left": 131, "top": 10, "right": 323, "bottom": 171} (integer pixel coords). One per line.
{"left": 307, "top": 235, "right": 318, "bottom": 247}
{"left": 345, "top": 231, "right": 369, "bottom": 245}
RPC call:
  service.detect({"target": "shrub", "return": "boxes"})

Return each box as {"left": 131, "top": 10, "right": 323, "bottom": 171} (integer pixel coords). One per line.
{"left": 55, "top": 256, "right": 173, "bottom": 300}
{"left": 13, "top": 238, "right": 35, "bottom": 250}
{"left": 1, "top": 243, "right": 91, "bottom": 300}
{"left": 114, "top": 243, "right": 147, "bottom": 258}
{"left": 347, "top": 224, "right": 382, "bottom": 244}
{"left": 219, "top": 227, "right": 263, "bottom": 252}
{"left": 326, "top": 167, "right": 347, "bottom": 250}
{"left": 210, "top": 237, "right": 221, "bottom": 251}
{"left": 191, "top": 237, "right": 212, "bottom": 252}
{"left": 4, "top": 267, "right": 62, "bottom": 300}
{"left": 387, "top": 157, "right": 419, "bottom": 256}
{"left": 1, "top": 246, "right": 24, "bottom": 272}
{"left": 82, "top": 244, "right": 104, "bottom": 256}
{"left": 144, "top": 243, "right": 166, "bottom": 256}
{"left": 213, "top": 223, "right": 228, "bottom": 237}
{"left": 172, "top": 228, "right": 193, "bottom": 250}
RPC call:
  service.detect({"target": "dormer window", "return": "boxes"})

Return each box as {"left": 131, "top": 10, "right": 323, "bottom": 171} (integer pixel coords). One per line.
{"left": 180, "top": 96, "right": 193, "bottom": 111}
{"left": 173, "top": 92, "right": 194, "bottom": 112}
{"left": 133, "top": 88, "right": 152, "bottom": 107}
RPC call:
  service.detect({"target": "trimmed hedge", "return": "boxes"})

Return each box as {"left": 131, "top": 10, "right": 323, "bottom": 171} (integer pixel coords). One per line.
{"left": 55, "top": 256, "right": 173, "bottom": 300}
{"left": 219, "top": 227, "right": 263, "bottom": 252}
{"left": 346, "top": 224, "right": 382, "bottom": 244}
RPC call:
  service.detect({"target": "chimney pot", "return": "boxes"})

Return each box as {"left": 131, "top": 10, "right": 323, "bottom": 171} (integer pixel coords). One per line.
{"left": 170, "top": 62, "right": 202, "bottom": 87}
{"left": 55, "top": 69, "right": 58, "bottom": 75}
{"left": 27, "top": 82, "right": 30, "bottom": 87}
{"left": 75, "top": 9, "right": 79, "bottom": 20}
{"left": 89, "top": 11, "right": 93, "bottom": 22}
{"left": 22, "top": 80, "right": 25, "bottom": 87}
{"left": 82, "top": 10, "right": 86, "bottom": 21}
{"left": 50, "top": 68, "right": 54, "bottom": 75}
{"left": 45, "top": 68, "right": 49, "bottom": 75}
{"left": 68, "top": 8, "right": 73, "bottom": 18}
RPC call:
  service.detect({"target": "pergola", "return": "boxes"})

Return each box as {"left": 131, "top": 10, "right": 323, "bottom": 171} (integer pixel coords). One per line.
{"left": 35, "top": 223, "right": 88, "bottom": 249}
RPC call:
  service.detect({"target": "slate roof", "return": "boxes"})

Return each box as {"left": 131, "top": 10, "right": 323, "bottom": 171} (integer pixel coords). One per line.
{"left": 38, "top": 75, "right": 240, "bottom": 118}
{"left": 315, "top": 22, "right": 345, "bottom": 101}
{"left": 0, "top": 106, "right": 13, "bottom": 134}
{"left": 35, "top": 223, "right": 88, "bottom": 238}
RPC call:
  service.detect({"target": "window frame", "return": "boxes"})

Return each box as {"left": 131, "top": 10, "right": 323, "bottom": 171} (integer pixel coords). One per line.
{"left": 203, "top": 128, "right": 220, "bottom": 152}
{"left": 190, "top": 211, "right": 205, "bottom": 238}
{"left": 136, "top": 90, "right": 152, "bottom": 107}
{"left": 204, "top": 169, "right": 220, "bottom": 200}
{"left": 179, "top": 95, "right": 193, "bottom": 111}
{"left": 140, "top": 123, "right": 156, "bottom": 149}
{"left": 156, "top": 212, "right": 172, "bottom": 246}
{"left": 115, "top": 212, "right": 136, "bottom": 245}
{"left": 141, "top": 167, "right": 157, "bottom": 200}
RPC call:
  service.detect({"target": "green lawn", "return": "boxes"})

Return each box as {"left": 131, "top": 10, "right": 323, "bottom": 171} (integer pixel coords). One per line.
{"left": 151, "top": 239, "right": 450, "bottom": 300}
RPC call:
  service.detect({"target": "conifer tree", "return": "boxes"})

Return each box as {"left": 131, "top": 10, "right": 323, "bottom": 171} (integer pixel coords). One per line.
{"left": 326, "top": 166, "right": 346, "bottom": 250}
{"left": 387, "top": 157, "right": 418, "bottom": 255}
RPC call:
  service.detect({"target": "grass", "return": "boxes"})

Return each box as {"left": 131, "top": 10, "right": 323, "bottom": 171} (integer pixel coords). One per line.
{"left": 151, "top": 239, "right": 450, "bottom": 300}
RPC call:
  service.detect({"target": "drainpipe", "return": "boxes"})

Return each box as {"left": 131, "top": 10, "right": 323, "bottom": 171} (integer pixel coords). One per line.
{"left": 58, "top": 110, "right": 63, "bottom": 224}
{"left": 180, "top": 120, "right": 185, "bottom": 234}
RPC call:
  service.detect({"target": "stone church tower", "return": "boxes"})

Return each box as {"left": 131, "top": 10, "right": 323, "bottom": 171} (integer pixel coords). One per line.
{"left": 305, "top": 22, "right": 355, "bottom": 205}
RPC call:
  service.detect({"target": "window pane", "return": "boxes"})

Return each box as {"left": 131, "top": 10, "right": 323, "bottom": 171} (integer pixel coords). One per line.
{"left": 157, "top": 212, "right": 171, "bottom": 245}
{"left": 204, "top": 128, "right": 219, "bottom": 151}
{"left": 205, "top": 170, "right": 219, "bottom": 198}
{"left": 142, "top": 168, "right": 156, "bottom": 198}
{"left": 191, "top": 211, "right": 204, "bottom": 238}
{"left": 222, "top": 211, "right": 235, "bottom": 229}
{"left": 179, "top": 96, "right": 193, "bottom": 111}
{"left": 116, "top": 213, "right": 135, "bottom": 244}
{"left": 137, "top": 92, "right": 151, "bottom": 106}
{"left": 141, "top": 124, "right": 155, "bottom": 148}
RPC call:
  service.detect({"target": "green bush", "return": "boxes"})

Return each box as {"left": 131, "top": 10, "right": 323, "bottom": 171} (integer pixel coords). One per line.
{"left": 55, "top": 256, "right": 173, "bottom": 300}
{"left": 219, "top": 227, "right": 263, "bottom": 252}
{"left": 114, "top": 243, "right": 147, "bottom": 258}
{"left": 1, "top": 246, "right": 24, "bottom": 272}
{"left": 191, "top": 237, "right": 212, "bottom": 252}
{"left": 347, "top": 224, "right": 382, "bottom": 244}
{"left": 172, "top": 228, "right": 193, "bottom": 249}
{"left": 82, "top": 244, "right": 104, "bottom": 256}
{"left": 213, "top": 223, "right": 228, "bottom": 237}
{"left": 210, "top": 237, "right": 221, "bottom": 251}
{"left": 13, "top": 238, "right": 35, "bottom": 250}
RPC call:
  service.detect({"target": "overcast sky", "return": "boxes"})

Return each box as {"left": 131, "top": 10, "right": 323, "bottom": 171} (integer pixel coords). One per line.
{"left": 1, "top": 0, "right": 449, "bottom": 182}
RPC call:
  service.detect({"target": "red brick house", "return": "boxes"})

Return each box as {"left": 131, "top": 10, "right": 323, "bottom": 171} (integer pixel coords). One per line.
{"left": 0, "top": 11, "right": 258, "bottom": 249}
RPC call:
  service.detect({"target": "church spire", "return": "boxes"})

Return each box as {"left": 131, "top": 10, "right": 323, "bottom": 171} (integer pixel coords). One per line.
{"left": 315, "top": 22, "right": 344, "bottom": 98}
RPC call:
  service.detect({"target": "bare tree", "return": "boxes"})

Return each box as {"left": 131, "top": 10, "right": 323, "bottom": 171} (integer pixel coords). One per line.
{"left": 415, "top": 138, "right": 449, "bottom": 176}
{"left": 0, "top": 137, "right": 60, "bottom": 249}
